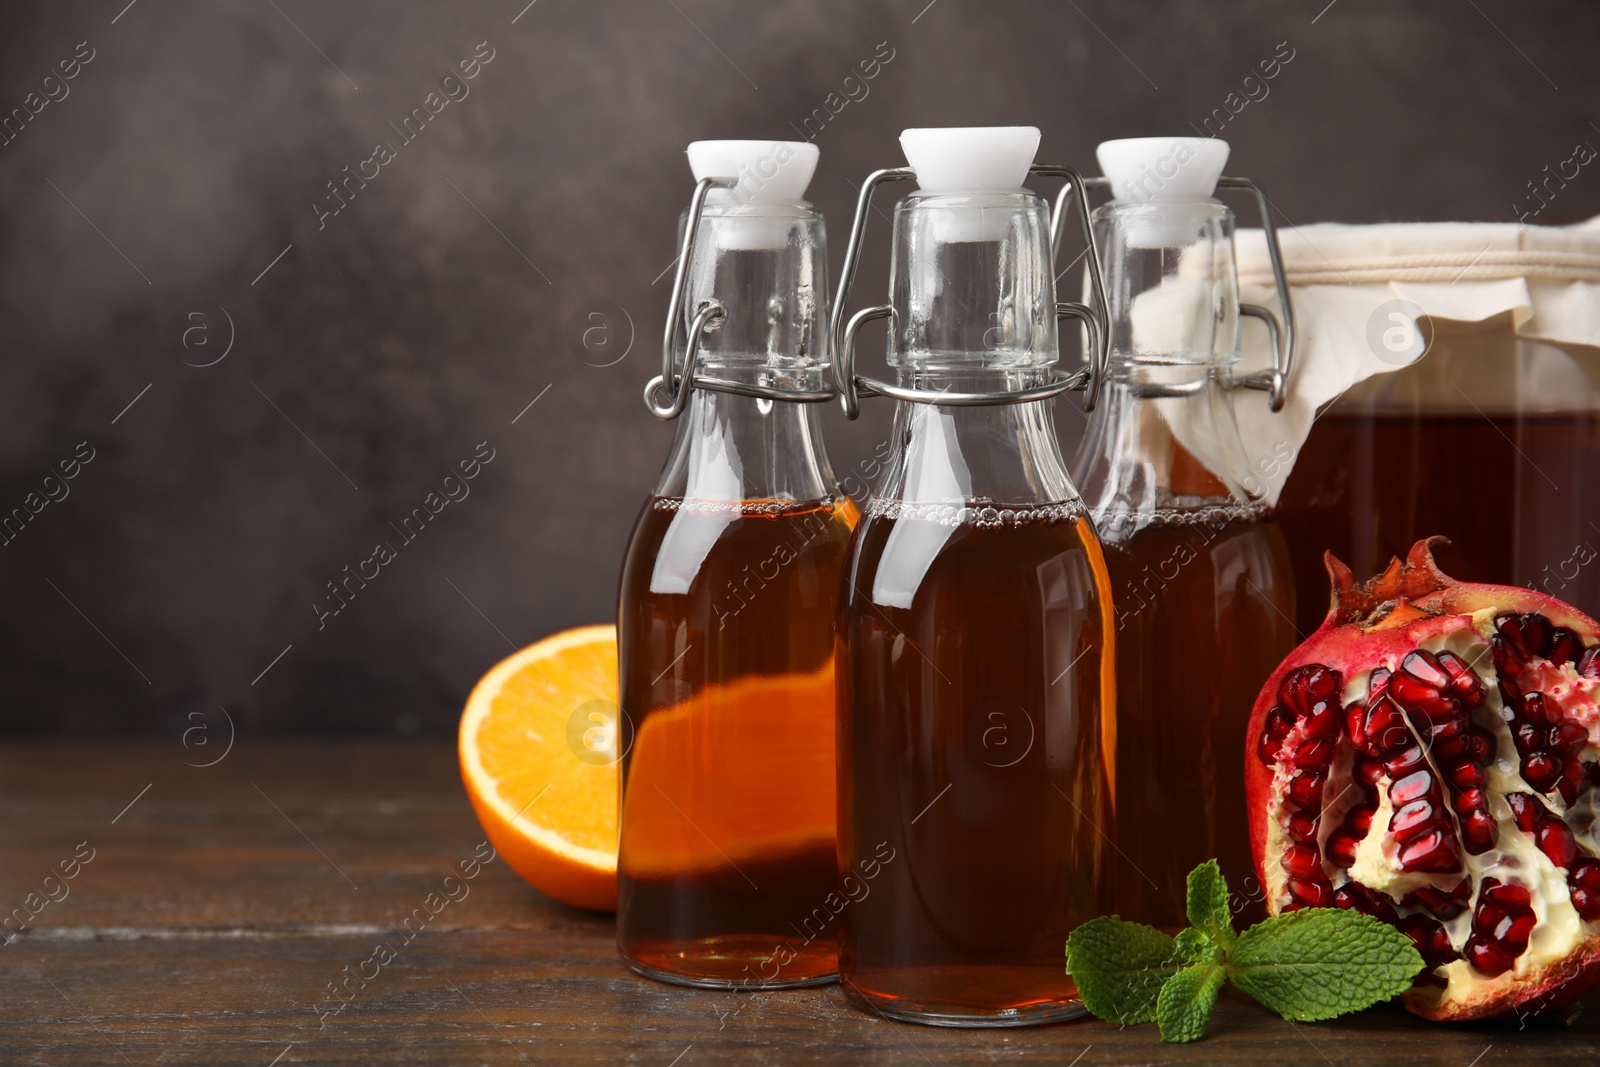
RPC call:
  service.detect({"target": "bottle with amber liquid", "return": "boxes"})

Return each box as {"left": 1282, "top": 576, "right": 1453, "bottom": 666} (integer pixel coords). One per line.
{"left": 832, "top": 127, "right": 1115, "bottom": 1026}
{"left": 1069, "top": 138, "right": 1298, "bottom": 929}
{"left": 617, "top": 140, "right": 855, "bottom": 988}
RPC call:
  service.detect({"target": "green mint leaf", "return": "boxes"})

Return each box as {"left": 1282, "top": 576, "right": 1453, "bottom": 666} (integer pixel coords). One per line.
{"left": 1175, "top": 926, "right": 1222, "bottom": 965}
{"left": 1065, "top": 917, "right": 1187, "bottom": 1024}
{"left": 1227, "top": 907, "right": 1424, "bottom": 1022}
{"left": 1156, "top": 961, "right": 1226, "bottom": 1043}
{"left": 1185, "top": 860, "right": 1237, "bottom": 950}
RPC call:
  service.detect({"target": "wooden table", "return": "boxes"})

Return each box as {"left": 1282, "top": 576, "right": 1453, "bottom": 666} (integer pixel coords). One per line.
{"left": 3, "top": 742, "right": 1596, "bottom": 1065}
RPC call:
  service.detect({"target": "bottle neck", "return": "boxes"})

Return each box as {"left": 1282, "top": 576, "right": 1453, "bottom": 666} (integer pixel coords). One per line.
{"left": 867, "top": 189, "right": 1077, "bottom": 512}
{"left": 655, "top": 388, "right": 838, "bottom": 505}
{"left": 680, "top": 199, "right": 827, "bottom": 387}
{"left": 875, "top": 372, "right": 1076, "bottom": 511}
{"left": 1070, "top": 368, "right": 1267, "bottom": 537}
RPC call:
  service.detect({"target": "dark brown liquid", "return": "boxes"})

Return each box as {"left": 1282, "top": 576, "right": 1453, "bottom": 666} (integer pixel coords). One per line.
{"left": 617, "top": 496, "right": 855, "bottom": 987}
{"left": 1099, "top": 510, "right": 1296, "bottom": 930}
{"left": 1279, "top": 412, "right": 1600, "bottom": 635}
{"left": 837, "top": 503, "right": 1114, "bottom": 1022}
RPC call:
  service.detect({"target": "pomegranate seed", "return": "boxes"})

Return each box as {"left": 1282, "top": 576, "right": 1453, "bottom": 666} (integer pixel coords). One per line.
{"left": 1558, "top": 762, "right": 1586, "bottom": 806}
{"left": 1385, "top": 744, "right": 1426, "bottom": 778}
{"left": 1512, "top": 722, "right": 1542, "bottom": 758}
{"left": 1334, "top": 881, "right": 1400, "bottom": 924}
{"left": 1466, "top": 938, "right": 1514, "bottom": 976}
{"left": 1463, "top": 877, "right": 1537, "bottom": 976}
{"left": 1447, "top": 762, "right": 1485, "bottom": 790}
{"left": 1345, "top": 701, "right": 1367, "bottom": 749}
{"left": 1506, "top": 791, "right": 1542, "bottom": 833}
{"left": 1497, "top": 612, "right": 1554, "bottom": 663}
{"left": 1264, "top": 705, "right": 1295, "bottom": 738}
{"left": 1475, "top": 901, "right": 1508, "bottom": 938}
{"left": 1280, "top": 664, "right": 1341, "bottom": 718}
{"left": 1390, "top": 770, "right": 1433, "bottom": 806}
{"left": 1288, "top": 878, "right": 1333, "bottom": 908}
{"left": 1483, "top": 881, "right": 1533, "bottom": 907}
{"left": 1579, "top": 647, "right": 1600, "bottom": 678}
{"left": 1353, "top": 755, "right": 1385, "bottom": 787}
{"left": 1436, "top": 650, "right": 1486, "bottom": 706}
{"left": 1305, "top": 666, "right": 1342, "bottom": 703}
{"left": 1294, "top": 736, "right": 1337, "bottom": 771}
{"left": 1548, "top": 627, "right": 1583, "bottom": 667}
{"left": 1459, "top": 810, "right": 1497, "bottom": 855}
{"left": 1550, "top": 722, "right": 1588, "bottom": 756}
{"left": 1536, "top": 820, "right": 1578, "bottom": 868}
{"left": 1390, "top": 798, "right": 1438, "bottom": 837}
{"left": 1571, "top": 885, "right": 1600, "bottom": 921}
{"left": 1397, "top": 913, "right": 1458, "bottom": 965}
{"left": 1287, "top": 771, "right": 1326, "bottom": 809}
{"left": 1391, "top": 668, "right": 1456, "bottom": 721}
{"left": 1303, "top": 701, "right": 1342, "bottom": 738}
{"left": 1398, "top": 828, "right": 1460, "bottom": 872}
{"left": 1285, "top": 809, "right": 1320, "bottom": 840}
{"left": 1258, "top": 705, "right": 1294, "bottom": 766}
{"left": 1282, "top": 842, "right": 1324, "bottom": 879}
{"left": 1467, "top": 727, "right": 1496, "bottom": 764}
{"left": 1347, "top": 803, "right": 1376, "bottom": 834}
{"left": 1404, "top": 883, "right": 1469, "bottom": 920}
{"left": 1503, "top": 910, "right": 1537, "bottom": 946}
{"left": 1326, "top": 830, "right": 1361, "bottom": 868}
{"left": 1400, "top": 650, "right": 1451, "bottom": 689}
{"left": 1522, "top": 692, "right": 1557, "bottom": 727}
{"left": 1523, "top": 752, "right": 1560, "bottom": 791}
{"left": 1570, "top": 859, "right": 1600, "bottom": 891}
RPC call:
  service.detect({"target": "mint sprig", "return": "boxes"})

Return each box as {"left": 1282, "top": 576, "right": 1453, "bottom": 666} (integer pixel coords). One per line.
{"left": 1066, "top": 861, "right": 1424, "bottom": 1043}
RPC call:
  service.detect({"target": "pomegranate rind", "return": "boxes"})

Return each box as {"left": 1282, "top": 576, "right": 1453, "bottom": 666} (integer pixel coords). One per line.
{"left": 1403, "top": 938, "right": 1600, "bottom": 1021}
{"left": 1245, "top": 538, "right": 1600, "bottom": 1022}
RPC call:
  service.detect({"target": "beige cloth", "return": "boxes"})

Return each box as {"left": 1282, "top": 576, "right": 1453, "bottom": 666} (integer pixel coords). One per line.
{"left": 1222, "top": 215, "right": 1600, "bottom": 505}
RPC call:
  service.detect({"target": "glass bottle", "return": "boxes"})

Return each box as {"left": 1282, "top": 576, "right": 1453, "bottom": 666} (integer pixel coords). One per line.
{"left": 617, "top": 140, "right": 855, "bottom": 988}
{"left": 1069, "top": 137, "right": 1297, "bottom": 929}
{"left": 833, "top": 127, "right": 1115, "bottom": 1026}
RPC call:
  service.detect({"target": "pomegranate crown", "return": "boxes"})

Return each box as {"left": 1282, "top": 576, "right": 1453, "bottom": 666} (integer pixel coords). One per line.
{"left": 1324, "top": 537, "right": 1457, "bottom": 631}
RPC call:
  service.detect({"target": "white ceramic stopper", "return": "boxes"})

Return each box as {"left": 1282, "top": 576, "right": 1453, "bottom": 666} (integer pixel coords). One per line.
{"left": 685, "top": 140, "right": 818, "bottom": 250}
{"left": 900, "top": 126, "right": 1040, "bottom": 193}
{"left": 1096, "top": 137, "right": 1230, "bottom": 203}
{"left": 899, "top": 127, "right": 1040, "bottom": 243}
{"left": 686, "top": 140, "right": 818, "bottom": 202}
{"left": 1096, "top": 137, "right": 1230, "bottom": 248}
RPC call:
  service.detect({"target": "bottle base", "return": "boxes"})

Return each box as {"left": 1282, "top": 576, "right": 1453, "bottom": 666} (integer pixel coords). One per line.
{"left": 840, "top": 974, "right": 1089, "bottom": 1028}
{"left": 625, "top": 958, "right": 839, "bottom": 991}
{"left": 619, "top": 935, "right": 838, "bottom": 990}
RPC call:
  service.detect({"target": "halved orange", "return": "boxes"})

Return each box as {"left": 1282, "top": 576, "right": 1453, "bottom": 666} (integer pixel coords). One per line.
{"left": 459, "top": 624, "right": 619, "bottom": 912}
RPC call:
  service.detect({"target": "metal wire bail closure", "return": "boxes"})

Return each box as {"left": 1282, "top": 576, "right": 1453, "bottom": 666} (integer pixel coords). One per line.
{"left": 829, "top": 165, "right": 1112, "bottom": 420}
{"left": 1067, "top": 174, "right": 1297, "bottom": 412}
{"left": 1217, "top": 176, "right": 1295, "bottom": 413}
{"left": 645, "top": 176, "right": 835, "bottom": 421}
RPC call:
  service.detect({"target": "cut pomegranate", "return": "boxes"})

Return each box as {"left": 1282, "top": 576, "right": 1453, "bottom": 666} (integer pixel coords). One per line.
{"left": 1248, "top": 539, "right": 1600, "bottom": 1021}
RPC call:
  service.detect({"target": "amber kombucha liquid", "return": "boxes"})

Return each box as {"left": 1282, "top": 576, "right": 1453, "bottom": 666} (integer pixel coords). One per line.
{"left": 1278, "top": 412, "right": 1600, "bottom": 636}
{"left": 617, "top": 495, "right": 856, "bottom": 987}
{"left": 1098, "top": 508, "right": 1295, "bottom": 930}
{"left": 837, "top": 501, "right": 1115, "bottom": 1023}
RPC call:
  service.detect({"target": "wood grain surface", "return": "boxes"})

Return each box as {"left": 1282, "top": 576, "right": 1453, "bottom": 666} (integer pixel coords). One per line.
{"left": 1, "top": 742, "right": 1596, "bottom": 1065}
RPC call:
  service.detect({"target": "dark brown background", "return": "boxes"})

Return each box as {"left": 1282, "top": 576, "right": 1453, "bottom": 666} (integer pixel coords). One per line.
{"left": 1, "top": 0, "right": 1596, "bottom": 737}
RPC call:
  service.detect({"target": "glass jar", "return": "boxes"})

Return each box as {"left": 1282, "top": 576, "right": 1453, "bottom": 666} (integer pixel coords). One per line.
{"left": 1254, "top": 220, "right": 1600, "bottom": 635}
